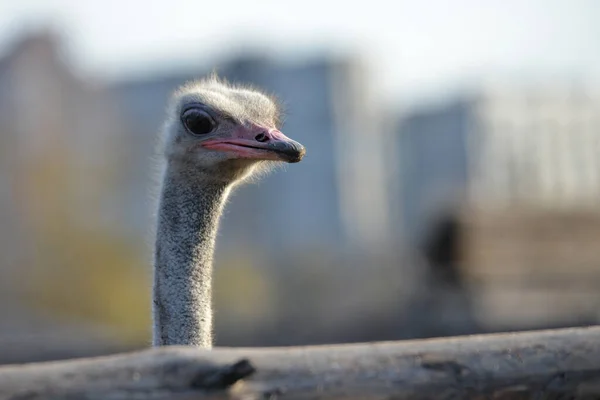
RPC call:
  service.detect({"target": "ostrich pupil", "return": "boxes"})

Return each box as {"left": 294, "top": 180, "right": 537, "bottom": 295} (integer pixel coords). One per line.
{"left": 185, "top": 111, "right": 214, "bottom": 135}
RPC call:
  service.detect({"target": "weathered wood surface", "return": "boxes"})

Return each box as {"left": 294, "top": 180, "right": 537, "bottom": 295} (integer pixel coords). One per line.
{"left": 0, "top": 326, "right": 599, "bottom": 399}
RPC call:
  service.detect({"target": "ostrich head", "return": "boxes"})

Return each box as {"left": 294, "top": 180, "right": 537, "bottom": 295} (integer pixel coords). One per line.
{"left": 160, "top": 75, "right": 306, "bottom": 183}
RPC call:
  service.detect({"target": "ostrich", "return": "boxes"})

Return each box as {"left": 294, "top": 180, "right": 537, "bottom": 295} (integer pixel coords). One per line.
{"left": 152, "top": 75, "right": 305, "bottom": 348}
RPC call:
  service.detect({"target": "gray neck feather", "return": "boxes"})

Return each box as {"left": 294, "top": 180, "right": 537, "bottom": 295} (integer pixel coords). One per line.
{"left": 152, "top": 162, "right": 231, "bottom": 347}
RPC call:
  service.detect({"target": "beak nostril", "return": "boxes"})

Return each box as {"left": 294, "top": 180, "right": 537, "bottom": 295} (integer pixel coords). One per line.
{"left": 255, "top": 133, "right": 268, "bottom": 142}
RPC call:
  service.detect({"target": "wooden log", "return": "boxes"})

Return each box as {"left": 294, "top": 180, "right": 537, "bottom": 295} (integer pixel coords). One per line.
{"left": 0, "top": 326, "right": 599, "bottom": 399}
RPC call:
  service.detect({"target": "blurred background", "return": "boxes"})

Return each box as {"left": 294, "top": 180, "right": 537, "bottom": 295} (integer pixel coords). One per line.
{"left": 0, "top": 0, "right": 599, "bottom": 364}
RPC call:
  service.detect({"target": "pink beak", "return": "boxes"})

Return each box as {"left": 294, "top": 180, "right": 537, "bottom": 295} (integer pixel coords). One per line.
{"left": 202, "top": 126, "right": 305, "bottom": 163}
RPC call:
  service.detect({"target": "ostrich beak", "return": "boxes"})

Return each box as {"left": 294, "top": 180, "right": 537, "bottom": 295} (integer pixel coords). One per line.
{"left": 202, "top": 127, "right": 306, "bottom": 163}
{"left": 259, "top": 130, "right": 306, "bottom": 163}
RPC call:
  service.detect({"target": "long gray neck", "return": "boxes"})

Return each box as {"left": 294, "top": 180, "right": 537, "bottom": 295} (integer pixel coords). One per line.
{"left": 152, "top": 163, "right": 231, "bottom": 347}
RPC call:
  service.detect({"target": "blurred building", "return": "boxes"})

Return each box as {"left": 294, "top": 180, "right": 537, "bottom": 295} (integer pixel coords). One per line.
{"left": 397, "top": 84, "right": 600, "bottom": 245}
{"left": 396, "top": 84, "right": 600, "bottom": 331}
{"left": 469, "top": 84, "right": 600, "bottom": 210}
{"left": 0, "top": 31, "right": 130, "bottom": 362}
{"left": 396, "top": 99, "right": 471, "bottom": 246}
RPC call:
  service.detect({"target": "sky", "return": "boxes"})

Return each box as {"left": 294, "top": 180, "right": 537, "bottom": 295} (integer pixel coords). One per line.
{"left": 0, "top": 0, "right": 598, "bottom": 104}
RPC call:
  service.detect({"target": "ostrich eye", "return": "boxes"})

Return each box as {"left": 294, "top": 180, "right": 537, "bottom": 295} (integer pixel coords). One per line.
{"left": 182, "top": 109, "right": 216, "bottom": 135}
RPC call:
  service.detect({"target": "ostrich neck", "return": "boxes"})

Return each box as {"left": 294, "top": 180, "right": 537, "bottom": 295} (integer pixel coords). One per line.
{"left": 152, "top": 163, "right": 231, "bottom": 347}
